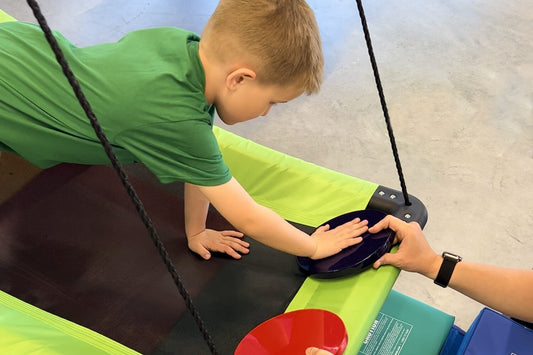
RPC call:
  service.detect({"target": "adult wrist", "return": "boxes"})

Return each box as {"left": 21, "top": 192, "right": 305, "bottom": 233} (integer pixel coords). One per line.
{"left": 423, "top": 254, "right": 443, "bottom": 280}
{"left": 434, "top": 251, "right": 462, "bottom": 288}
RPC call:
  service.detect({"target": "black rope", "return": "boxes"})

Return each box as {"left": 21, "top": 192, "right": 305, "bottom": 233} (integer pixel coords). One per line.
{"left": 355, "top": 0, "right": 412, "bottom": 206}
{"left": 25, "top": 1, "right": 219, "bottom": 353}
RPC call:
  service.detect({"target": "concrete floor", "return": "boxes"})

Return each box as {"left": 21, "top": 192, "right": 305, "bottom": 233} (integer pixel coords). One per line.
{"left": 3, "top": 0, "right": 532, "bottom": 334}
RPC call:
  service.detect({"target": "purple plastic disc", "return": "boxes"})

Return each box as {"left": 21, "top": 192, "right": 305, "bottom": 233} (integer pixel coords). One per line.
{"left": 297, "top": 210, "right": 394, "bottom": 278}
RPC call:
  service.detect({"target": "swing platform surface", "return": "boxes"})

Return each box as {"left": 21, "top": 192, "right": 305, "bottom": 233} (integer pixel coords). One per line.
{"left": 0, "top": 126, "right": 426, "bottom": 354}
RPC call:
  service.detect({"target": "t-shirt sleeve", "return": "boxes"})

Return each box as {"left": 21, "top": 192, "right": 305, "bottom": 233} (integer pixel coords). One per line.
{"left": 115, "top": 119, "right": 231, "bottom": 186}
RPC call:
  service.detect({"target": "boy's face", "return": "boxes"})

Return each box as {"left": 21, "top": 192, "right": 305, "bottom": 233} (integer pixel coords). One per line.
{"left": 216, "top": 79, "right": 303, "bottom": 125}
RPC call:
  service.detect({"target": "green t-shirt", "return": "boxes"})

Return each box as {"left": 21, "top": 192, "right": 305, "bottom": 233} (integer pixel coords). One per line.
{"left": 0, "top": 22, "right": 231, "bottom": 186}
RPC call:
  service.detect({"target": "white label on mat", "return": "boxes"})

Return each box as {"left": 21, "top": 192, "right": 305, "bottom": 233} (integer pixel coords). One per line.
{"left": 359, "top": 312, "right": 413, "bottom": 355}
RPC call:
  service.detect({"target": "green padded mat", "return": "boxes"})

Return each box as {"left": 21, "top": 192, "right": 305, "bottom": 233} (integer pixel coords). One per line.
{"left": 0, "top": 290, "right": 140, "bottom": 355}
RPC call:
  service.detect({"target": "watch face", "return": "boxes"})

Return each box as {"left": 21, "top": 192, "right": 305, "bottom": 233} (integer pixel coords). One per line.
{"left": 443, "top": 252, "right": 462, "bottom": 262}
{"left": 297, "top": 209, "right": 395, "bottom": 279}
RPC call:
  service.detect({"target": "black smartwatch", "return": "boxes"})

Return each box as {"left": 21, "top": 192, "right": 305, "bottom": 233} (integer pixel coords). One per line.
{"left": 434, "top": 252, "right": 462, "bottom": 288}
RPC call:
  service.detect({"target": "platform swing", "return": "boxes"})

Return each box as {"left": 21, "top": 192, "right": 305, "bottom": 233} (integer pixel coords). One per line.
{"left": 0, "top": 1, "right": 427, "bottom": 354}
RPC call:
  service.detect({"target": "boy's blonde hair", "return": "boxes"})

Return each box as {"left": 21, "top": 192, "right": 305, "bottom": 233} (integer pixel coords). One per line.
{"left": 202, "top": 0, "right": 324, "bottom": 94}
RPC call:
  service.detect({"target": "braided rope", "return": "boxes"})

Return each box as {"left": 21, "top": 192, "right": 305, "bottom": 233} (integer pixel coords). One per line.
{"left": 355, "top": 0, "right": 412, "bottom": 206}
{"left": 25, "top": 1, "right": 219, "bottom": 353}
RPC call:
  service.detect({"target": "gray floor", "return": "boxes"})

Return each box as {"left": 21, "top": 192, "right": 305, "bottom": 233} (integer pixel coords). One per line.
{"left": 4, "top": 0, "right": 532, "bottom": 335}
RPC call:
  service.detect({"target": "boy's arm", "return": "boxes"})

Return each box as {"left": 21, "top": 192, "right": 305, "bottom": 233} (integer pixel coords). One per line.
{"left": 184, "top": 182, "right": 249, "bottom": 259}
{"left": 197, "top": 178, "right": 368, "bottom": 259}
{"left": 184, "top": 182, "right": 210, "bottom": 238}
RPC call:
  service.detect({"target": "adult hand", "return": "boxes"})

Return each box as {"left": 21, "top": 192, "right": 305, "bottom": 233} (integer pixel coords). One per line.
{"left": 309, "top": 218, "right": 368, "bottom": 259}
{"left": 370, "top": 215, "right": 441, "bottom": 278}
{"left": 305, "top": 347, "right": 334, "bottom": 355}
{"left": 187, "top": 229, "right": 249, "bottom": 260}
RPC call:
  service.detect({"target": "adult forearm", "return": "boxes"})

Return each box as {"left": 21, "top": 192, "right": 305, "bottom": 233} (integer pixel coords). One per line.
{"left": 447, "top": 262, "right": 533, "bottom": 322}
{"left": 371, "top": 217, "right": 533, "bottom": 323}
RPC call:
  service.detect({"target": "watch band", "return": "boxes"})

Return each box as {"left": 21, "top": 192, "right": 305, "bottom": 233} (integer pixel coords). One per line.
{"left": 434, "top": 252, "right": 462, "bottom": 288}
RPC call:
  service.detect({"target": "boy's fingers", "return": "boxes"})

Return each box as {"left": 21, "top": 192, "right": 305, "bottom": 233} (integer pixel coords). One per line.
{"left": 222, "top": 230, "right": 245, "bottom": 238}
{"left": 344, "top": 217, "right": 363, "bottom": 227}
{"left": 347, "top": 221, "right": 368, "bottom": 237}
{"left": 225, "top": 237, "right": 249, "bottom": 248}
{"left": 343, "top": 236, "right": 363, "bottom": 248}
{"left": 223, "top": 246, "right": 242, "bottom": 259}
{"left": 195, "top": 245, "right": 211, "bottom": 260}
{"left": 228, "top": 241, "right": 250, "bottom": 254}
{"left": 218, "top": 238, "right": 249, "bottom": 257}
{"left": 334, "top": 218, "right": 368, "bottom": 233}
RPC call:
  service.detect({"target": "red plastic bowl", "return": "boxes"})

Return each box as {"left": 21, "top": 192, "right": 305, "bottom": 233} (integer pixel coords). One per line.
{"left": 234, "top": 309, "right": 347, "bottom": 355}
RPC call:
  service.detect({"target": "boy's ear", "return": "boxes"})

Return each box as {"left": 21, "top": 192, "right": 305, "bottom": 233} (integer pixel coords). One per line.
{"left": 226, "top": 68, "right": 256, "bottom": 91}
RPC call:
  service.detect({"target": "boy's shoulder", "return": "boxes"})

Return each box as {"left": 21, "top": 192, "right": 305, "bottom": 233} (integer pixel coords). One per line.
{"left": 0, "top": 22, "right": 200, "bottom": 48}
{"left": 119, "top": 27, "right": 200, "bottom": 45}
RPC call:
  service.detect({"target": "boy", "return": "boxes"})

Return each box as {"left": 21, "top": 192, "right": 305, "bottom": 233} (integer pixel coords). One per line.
{"left": 0, "top": 0, "right": 368, "bottom": 260}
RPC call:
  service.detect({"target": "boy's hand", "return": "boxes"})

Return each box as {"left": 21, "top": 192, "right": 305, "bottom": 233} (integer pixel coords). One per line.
{"left": 187, "top": 229, "right": 250, "bottom": 260}
{"left": 309, "top": 218, "right": 368, "bottom": 259}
